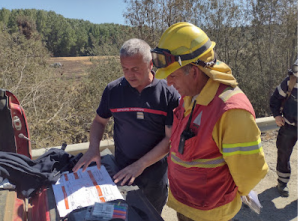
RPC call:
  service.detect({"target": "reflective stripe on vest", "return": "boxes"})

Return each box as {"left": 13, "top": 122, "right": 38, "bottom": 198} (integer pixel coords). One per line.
{"left": 170, "top": 152, "right": 226, "bottom": 168}
{"left": 219, "top": 86, "right": 244, "bottom": 102}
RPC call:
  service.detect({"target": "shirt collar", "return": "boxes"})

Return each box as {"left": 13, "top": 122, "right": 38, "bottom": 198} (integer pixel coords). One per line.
{"left": 183, "top": 78, "right": 220, "bottom": 110}
{"left": 149, "top": 70, "right": 159, "bottom": 87}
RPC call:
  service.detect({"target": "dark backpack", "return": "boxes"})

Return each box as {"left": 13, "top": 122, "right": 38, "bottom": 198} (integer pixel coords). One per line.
{"left": 0, "top": 89, "right": 31, "bottom": 158}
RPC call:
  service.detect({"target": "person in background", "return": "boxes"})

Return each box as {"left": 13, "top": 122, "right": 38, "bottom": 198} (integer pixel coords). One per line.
{"left": 151, "top": 22, "right": 268, "bottom": 221}
{"left": 270, "top": 59, "right": 298, "bottom": 197}
{"left": 73, "top": 38, "right": 180, "bottom": 214}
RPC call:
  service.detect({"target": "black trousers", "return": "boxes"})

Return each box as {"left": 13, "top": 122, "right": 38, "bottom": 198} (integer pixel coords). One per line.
{"left": 276, "top": 123, "right": 298, "bottom": 184}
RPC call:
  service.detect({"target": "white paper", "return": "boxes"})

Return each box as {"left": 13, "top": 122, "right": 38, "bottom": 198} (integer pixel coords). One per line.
{"left": 0, "top": 178, "right": 16, "bottom": 189}
{"left": 52, "top": 165, "right": 123, "bottom": 217}
{"left": 241, "top": 190, "right": 262, "bottom": 214}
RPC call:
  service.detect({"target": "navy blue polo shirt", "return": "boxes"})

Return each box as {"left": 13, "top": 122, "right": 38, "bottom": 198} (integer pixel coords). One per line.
{"left": 97, "top": 74, "right": 179, "bottom": 167}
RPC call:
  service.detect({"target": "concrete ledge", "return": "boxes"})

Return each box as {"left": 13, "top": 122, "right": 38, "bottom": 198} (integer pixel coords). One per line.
{"left": 32, "top": 117, "right": 277, "bottom": 159}
{"left": 31, "top": 139, "right": 115, "bottom": 159}
{"left": 256, "top": 116, "right": 277, "bottom": 133}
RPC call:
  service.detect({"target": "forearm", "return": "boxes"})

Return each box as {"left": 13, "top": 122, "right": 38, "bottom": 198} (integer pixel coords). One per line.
{"left": 89, "top": 121, "right": 105, "bottom": 150}
{"left": 135, "top": 136, "right": 170, "bottom": 170}
{"left": 73, "top": 115, "right": 109, "bottom": 172}
{"left": 88, "top": 115, "right": 109, "bottom": 152}
{"left": 112, "top": 126, "right": 172, "bottom": 185}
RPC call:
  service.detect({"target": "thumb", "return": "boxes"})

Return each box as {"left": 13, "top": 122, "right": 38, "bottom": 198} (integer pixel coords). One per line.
{"left": 96, "top": 158, "right": 102, "bottom": 170}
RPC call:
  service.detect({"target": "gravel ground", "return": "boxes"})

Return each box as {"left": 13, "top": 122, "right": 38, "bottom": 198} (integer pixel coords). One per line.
{"left": 161, "top": 130, "right": 298, "bottom": 221}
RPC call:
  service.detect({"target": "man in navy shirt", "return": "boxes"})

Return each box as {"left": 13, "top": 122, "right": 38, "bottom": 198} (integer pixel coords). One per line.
{"left": 73, "top": 38, "right": 179, "bottom": 213}
{"left": 270, "top": 59, "right": 298, "bottom": 197}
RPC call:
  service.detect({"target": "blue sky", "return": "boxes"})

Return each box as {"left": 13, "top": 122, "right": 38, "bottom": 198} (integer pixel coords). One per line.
{"left": 1, "top": 0, "right": 128, "bottom": 25}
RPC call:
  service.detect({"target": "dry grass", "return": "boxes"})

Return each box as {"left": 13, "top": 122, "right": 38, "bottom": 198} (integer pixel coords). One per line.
{"left": 48, "top": 56, "right": 117, "bottom": 79}
{"left": 48, "top": 56, "right": 96, "bottom": 79}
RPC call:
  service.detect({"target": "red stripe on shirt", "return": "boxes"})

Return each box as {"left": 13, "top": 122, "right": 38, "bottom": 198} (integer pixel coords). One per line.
{"left": 110, "top": 107, "right": 167, "bottom": 116}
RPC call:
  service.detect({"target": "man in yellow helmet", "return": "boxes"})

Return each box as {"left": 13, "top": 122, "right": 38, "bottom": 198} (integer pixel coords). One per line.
{"left": 151, "top": 22, "right": 268, "bottom": 221}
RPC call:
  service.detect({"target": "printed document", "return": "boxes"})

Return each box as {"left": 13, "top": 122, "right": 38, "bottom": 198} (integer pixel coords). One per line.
{"left": 52, "top": 165, "right": 123, "bottom": 217}
{"left": 241, "top": 190, "right": 262, "bottom": 214}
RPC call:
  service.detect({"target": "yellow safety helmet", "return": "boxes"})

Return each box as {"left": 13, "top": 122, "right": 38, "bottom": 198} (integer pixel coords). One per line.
{"left": 152, "top": 22, "right": 216, "bottom": 79}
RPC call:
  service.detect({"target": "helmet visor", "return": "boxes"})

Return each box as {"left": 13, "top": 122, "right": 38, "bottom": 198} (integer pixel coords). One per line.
{"left": 151, "top": 48, "right": 177, "bottom": 68}
{"left": 151, "top": 40, "right": 214, "bottom": 69}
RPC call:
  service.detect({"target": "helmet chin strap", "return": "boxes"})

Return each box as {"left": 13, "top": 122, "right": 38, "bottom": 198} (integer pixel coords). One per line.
{"left": 193, "top": 58, "right": 216, "bottom": 68}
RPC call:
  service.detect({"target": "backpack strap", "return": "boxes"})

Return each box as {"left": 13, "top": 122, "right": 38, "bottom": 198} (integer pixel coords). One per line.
{"left": 0, "top": 89, "right": 7, "bottom": 110}
{"left": 280, "top": 75, "right": 297, "bottom": 113}
{"left": 286, "top": 74, "right": 297, "bottom": 98}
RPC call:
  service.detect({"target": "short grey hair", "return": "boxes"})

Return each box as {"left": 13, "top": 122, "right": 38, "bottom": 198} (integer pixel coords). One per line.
{"left": 181, "top": 64, "right": 194, "bottom": 75}
{"left": 120, "top": 38, "right": 152, "bottom": 63}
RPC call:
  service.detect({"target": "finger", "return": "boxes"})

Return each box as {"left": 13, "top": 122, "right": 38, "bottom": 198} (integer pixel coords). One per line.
{"left": 82, "top": 159, "right": 93, "bottom": 172}
{"left": 96, "top": 159, "right": 101, "bottom": 170}
{"left": 82, "top": 163, "right": 89, "bottom": 172}
{"left": 117, "top": 173, "right": 132, "bottom": 186}
{"left": 113, "top": 173, "right": 125, "bottom": 184}
{"left": 121, "top": 175, "right": 131, "bottom": 186}
{"left": 113, "top": 176, "right": 122, "bottom": 185}
{"left": 128, "top": 176, "right": 136, "bottom": 186}
{"left": 72, "top": 161, "right": 83, "bottom": 172}
{"left": 113, "top": 168, "right": 126, "bottom": 180}
{"left": 113, "top": 171, "right": 121, "bottom": 181}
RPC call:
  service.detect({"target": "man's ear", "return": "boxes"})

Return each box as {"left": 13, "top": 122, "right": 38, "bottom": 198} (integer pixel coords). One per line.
{"left": 192, "top": 65, "right": 200, "bottom": 79}
{"left": 149, "top": 60, "right": 154, "bottom": 70}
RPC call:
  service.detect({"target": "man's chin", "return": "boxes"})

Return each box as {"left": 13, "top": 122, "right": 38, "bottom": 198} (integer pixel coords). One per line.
{"left": 128, "top": 81, "right": 139, "bottom": 88}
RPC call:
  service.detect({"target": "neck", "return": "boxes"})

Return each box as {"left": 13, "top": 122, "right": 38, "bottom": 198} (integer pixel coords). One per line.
{"left": 193, "top": 74, "right": 209, "bottom": 96}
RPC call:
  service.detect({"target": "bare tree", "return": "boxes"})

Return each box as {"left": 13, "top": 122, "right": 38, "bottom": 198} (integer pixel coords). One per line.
{"left": 123, "top": 0, "right": 297, "bottom": 117}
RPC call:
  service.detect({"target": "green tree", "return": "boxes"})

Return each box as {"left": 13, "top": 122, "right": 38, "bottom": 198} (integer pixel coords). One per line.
{"left": 0, "top": 8, "right": 10, "bottom": 24}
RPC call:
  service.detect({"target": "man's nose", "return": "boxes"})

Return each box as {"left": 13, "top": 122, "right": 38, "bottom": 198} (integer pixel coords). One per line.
{"left": 124, "top": 70, "right": 134, "bottom": 77}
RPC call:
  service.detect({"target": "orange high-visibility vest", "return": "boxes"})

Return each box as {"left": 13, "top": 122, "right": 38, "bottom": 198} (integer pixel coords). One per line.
{"left": 168, "top": 84, "right": 255, "bottom": 210}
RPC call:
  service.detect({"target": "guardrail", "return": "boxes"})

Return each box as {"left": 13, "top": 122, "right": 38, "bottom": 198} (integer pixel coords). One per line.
{"left": 31, "top": 116, "right": 278, "bottom": 159}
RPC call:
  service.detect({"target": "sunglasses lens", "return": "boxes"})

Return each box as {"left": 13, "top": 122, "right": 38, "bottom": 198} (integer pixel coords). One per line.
{"left": 151, "top": 52, "right": 167, "bottom": 68}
